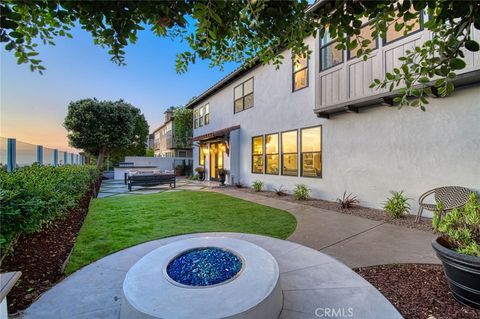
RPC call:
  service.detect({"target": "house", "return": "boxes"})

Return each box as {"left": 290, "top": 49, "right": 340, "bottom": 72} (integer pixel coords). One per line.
{"left": 186, "top": 8, "right": 480, "bottom": 215}
{"left": 152, "top": 110, "right": 192, "bottom": 158}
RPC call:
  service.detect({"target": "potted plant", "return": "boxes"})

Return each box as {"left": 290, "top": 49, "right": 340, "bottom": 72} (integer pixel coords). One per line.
{"left": 431, "top": 192, "right": 480, "bottom": 309}
{"left": 218, "top": 168, "right": 228, "bottom": 185}
{"left": 194, "top": 166, "right": 205, "bottom": 180}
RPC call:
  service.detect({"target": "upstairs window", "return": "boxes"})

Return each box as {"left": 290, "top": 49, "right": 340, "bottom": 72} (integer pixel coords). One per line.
{"left": 281, "top": 130, "right": 298, "bottom": 176}
{"left": 320, "top": 32, "right": 343, "bottom": 71}
{"left": 301, "top": 126, "right": 322, "bottom": 178}
{"left": 204, "top": 103, "right": 210, "bottom": 125}
{"left": 265, "top": 133, "right": 279, "bottom": 175}
{"left": 293, "top": 54, "right": 308, "bottom": 91}
{"left": 234, "top": 78, "right": 254, "bottom": 113}
{"left": 194, "top": 109, "right": 199, "bottom": 129}
{"left": 385, "top": 10, "right": 422, "bottom": 44}
{"left": 199, "top": 106, "right": 204, "bottom": 127}
{"left": 348, "top": 22, "right": 378, "bottom": 59}
{"left": 252, "top": 135, "right": 263, "bottom": 174}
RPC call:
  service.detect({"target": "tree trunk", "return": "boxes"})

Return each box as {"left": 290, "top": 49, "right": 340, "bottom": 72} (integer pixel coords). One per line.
{"left": 96, "top": 147, "right": 106, "bottom": 170}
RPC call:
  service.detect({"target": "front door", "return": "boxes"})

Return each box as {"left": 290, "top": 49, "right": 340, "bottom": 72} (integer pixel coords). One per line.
{"left": 209, "top": 143, "right": 224, "bottom": 180}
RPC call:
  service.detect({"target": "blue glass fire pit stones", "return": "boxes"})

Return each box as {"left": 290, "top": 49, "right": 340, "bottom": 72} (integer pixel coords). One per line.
{"left": 166, "top": 247, "right": 242, "bottom": 287}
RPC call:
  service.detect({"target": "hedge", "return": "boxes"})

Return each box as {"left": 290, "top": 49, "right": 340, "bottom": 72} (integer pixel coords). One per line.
{"left": 0, "top": 164, "right": 99, "bottom": 251}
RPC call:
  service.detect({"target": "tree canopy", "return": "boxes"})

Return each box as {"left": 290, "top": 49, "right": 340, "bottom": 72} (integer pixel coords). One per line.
{"left": 63, "top": 98, "right": 148, "bottom": 169}
{"left": 172, "top": 106, "right": 193, "bottom": 149}
{"left": 2, "top": 0, "right": 480, "bottom": 109}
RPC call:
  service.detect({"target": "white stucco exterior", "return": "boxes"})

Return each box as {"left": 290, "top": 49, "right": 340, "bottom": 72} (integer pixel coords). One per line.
{"left": 190, "top": 34, "right": 480, "bottom": 216}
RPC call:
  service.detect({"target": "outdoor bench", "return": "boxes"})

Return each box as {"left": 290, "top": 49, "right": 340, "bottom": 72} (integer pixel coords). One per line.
{"left": 127, "top": 174, "right": 176, "bottom": 191}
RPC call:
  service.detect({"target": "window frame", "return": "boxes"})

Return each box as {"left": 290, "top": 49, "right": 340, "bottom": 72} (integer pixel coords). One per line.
{"left": 281, "top": 129, "right": 299, "bottom": 177}
{"left": 383, "top": 10, "right": 424, "bottom": 46}
{"left": 347, "top": 21, "right": 379, "bottom": 60}
{"left": 193, "top": 109, "right": 199, "bottom": 129}
{"left": 292, "top": 54, "right": 309, "bottom": 92}
{"left": 265, "top": 132, "right": 279, "bottom": 175}
{"left": 204, "top": 103, "right": 210, "bottom": 125}
{"left": 300, "top": 125, "right": 322, "bottom": 178}
{"left": 251, "top": 135, "right": 264, "bottom": 174}
{"left": 319, "top": 34, "right": 344, "bottom": 72}
{"left": 199, "top": 144, "right": 206, "bottom": 166}
{"left": 234, "top": 77, "right": 255, "bottom": 114}
{"left": 199, "top": 106, "right": 204, "bottom": 127}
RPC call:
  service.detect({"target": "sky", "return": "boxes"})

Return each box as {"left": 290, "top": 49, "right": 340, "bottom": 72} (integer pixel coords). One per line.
{"left": 0, "top": 25, "right": 239, "bottom": 152}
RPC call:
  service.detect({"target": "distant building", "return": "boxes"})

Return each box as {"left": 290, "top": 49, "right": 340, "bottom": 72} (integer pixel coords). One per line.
{"left": 152, "top": 110, "right": 192, "bottom": 158}
{"left": 147, "top": 133, "right": 154, "bottom": 149}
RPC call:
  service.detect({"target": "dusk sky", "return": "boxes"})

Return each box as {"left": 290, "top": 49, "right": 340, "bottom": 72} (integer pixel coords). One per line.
{"left": 1, "top": 25, "right": 239, "bottom": 152}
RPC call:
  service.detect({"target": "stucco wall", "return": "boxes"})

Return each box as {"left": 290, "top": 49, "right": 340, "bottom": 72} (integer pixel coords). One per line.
{"left": 192, "top": 34, "right": 480, "bottom": 216}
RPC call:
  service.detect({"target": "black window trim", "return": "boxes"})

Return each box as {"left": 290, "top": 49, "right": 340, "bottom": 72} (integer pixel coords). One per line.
{"left": 265, "top": 132, "right": 280, "bottom": 175}
{"left": 300, "top": 125, "right": 322, "bottom": 179}
{"left": 281, "top": 129, "right": 299, "bottom": 177}
{"left": 347, "top": 21, "right": 379, "bottom": 61}
{"left": 251, "top": 135, "right": 264, "bottom": 174}
{"left": 234, "top": 77, "right": 255, "bottom": 114}
{"left": 382, "top": 10, "right": 424, "bottom": 46}
{"left": 292, "top": 54, "right": 309, "bottom": 92}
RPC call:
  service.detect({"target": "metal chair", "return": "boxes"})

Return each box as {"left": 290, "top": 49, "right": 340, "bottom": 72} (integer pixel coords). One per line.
{"left": 416, "top": 186, "right": 472, "bottom": 222}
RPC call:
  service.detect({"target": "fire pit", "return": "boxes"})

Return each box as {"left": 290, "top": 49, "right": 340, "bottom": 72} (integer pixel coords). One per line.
{"left": 120, "top": 237, "right": 282, "bottom": 319}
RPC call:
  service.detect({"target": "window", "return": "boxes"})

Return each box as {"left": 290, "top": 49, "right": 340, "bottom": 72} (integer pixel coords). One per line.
{"left": 281, "top": 130, "right": 298, "bottom": 176}
{"left": 301, "top": 126, "right": 322, "bottom": 177}
{"left": 348, "top": 22, "right": 378, "bottom": 59}
{"left": 293, "top": 54, "right": 308, "bottom": 91}
{"left": 204, "top": 103, "right": 210, "bottom": 125}
{"left": 199, "top": 145, "right": 205, "bottom": 166}
{"left": 252, "top": 136, "right": 263, "bottom": 174}
{"left": 199, "top": 106, "right": 204, "bottom": 127}
{"left": 265, "top": 133, "right": 279, "bottom": 175}
{"left": 234, "top": 78, "right": 254, "bottom": 113}
{"left": 320, "top": 31, "right": 343, "bottom": 71}
{"left": 385, "top": 11, "right": 422, "bottom": 44}
{"left": 194, "top": 109, "right": 199, "bottom": 129}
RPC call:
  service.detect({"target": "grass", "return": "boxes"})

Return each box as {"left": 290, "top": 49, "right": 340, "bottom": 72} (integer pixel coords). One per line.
{"left": 65, "top": 190, "right": 296, "bottom": 274}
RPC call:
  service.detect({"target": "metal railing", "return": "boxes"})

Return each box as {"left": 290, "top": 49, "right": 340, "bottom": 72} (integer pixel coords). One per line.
{"left": 1, "top": 137, "right": 85, "bottom": 172}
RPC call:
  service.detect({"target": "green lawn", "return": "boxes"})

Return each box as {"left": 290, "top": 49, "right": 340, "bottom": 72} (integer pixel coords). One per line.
{"left": 65, "top": 191, "right": 296, "bottom": 274}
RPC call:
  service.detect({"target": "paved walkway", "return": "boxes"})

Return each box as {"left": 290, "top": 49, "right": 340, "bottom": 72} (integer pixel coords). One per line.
{"left": 215, "top": 188, "right": 439, "bottom": 268}
{"left": 97, "top": 179, "right": 438, "bottom": 267}
{"left": 22, "top": 233, "right": 402, "bottom": 319}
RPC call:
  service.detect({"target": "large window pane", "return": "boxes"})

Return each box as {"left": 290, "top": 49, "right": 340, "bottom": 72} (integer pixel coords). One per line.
{"left": 301, "top": 127, "right": 321, "bottom": 152}
{"left": 234, "top": 85, "right": 243, "bottom": 100}
{"left": 293, "top": 69, "right": 308, "bottom": 91}
{"left": 301, "top": 126, "right": 322, "bottom": 178}
{"left": 252, "top": 136, "right": 264, "bottom": 174}
{"left": 282, "top": 130, "right": 298, "bottom": 176}
{"left": 199, "top": 144, "right": 205, "bottom": 165}
{"left": 253, "top": 136, "right": 263, "bottom": 155}
{"left": 294, "top": 55, "right": 307, "bottom": 72}
{"left": 349, "top": 23, "right": 377, "bottom": 58}
{"left": 244, "top": 78, "right": 253, "bottom": 95}
{"left": 302, "top": 153, "right": 321, "bottom": 177}
{"left": 265, "top": 134, "right": 279, "bottom": 175}
{"left": 234, "top": 99, "right": 244, "bottom": 113}
{"left": 321, "top": 41, "right": 343, "bottom": 70}
{"left": 385, "top": 13, "right": 421, "bottom": 43}
{"left": 244, "top": 94, "right": 254, "bottom": 109}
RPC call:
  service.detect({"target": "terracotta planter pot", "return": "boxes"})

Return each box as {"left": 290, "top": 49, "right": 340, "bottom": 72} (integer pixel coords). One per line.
{"left": 432, "top": 236, "right": 480, "bottom": 309}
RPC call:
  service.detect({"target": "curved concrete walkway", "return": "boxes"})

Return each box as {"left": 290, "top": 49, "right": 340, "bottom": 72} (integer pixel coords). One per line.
{"left": 22, "top": 233, "right": 402, "bottom": 319}
{"left": 215, "top": 188, "right": 439, "bottom": 268}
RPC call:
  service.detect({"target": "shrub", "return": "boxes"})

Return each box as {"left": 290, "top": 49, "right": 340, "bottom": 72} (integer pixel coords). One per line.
{"left": 433, "top": 193, "right": 480, "bottom": 257}
{"left": 252, "top": 180, "right": 263, "bottom": 192}
{"left": 336, "top": 191, "right": 360, "bottom": 209}
{"left": 0, "top": 165, "right": 99, "bottom": 251}
{"left": 194, "top": 167, "right": 205, "bottom": 173}
{"left": 273, "top": 185, "right": 288, "bottom": 196}
{"left": 383, "top": 191, "right": 410, "bottom": 218}
{"left": 293, "top": 184, "right": 310, "bottom": 200}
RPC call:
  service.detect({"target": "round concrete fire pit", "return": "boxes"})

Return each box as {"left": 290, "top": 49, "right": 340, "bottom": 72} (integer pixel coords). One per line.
{"left": 120, "top": 237, "right": 282, "bottom": 319}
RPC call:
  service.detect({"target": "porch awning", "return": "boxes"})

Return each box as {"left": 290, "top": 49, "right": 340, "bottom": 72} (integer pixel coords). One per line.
{"left": 193, "top": 125, "right": 240, "bottom": 142}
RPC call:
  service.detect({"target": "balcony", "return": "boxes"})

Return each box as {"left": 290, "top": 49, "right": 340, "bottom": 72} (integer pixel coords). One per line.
{"left": 314, "top": 27, "right": 480, "bottom": 118}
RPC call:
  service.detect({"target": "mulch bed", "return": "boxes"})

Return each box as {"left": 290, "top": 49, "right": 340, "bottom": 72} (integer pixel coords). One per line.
{"left": 234, "top": 187, "right": 433, "bottom": 232}
{"left": 0, "top": 180, "right": 101, "bottom": 314}
{"left": 354, "top": 264, "right": 480, "bottom": 319}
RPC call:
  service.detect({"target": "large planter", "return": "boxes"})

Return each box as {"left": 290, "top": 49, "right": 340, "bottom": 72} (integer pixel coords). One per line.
{"left": 432, "top": 236, "right": 480, "bottom": 309}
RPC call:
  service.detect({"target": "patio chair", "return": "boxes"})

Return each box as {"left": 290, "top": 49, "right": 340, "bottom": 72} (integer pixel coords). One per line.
{"left": 416, "top": 186, "right": 472, "bottom": 222}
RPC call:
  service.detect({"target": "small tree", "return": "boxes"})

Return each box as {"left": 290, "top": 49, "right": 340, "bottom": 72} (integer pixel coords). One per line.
{"left": 172, "top": 106, "right": 193, "bottom": 149}
{"left": 63, "top": 98, "right": 145, "bottom": 169}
